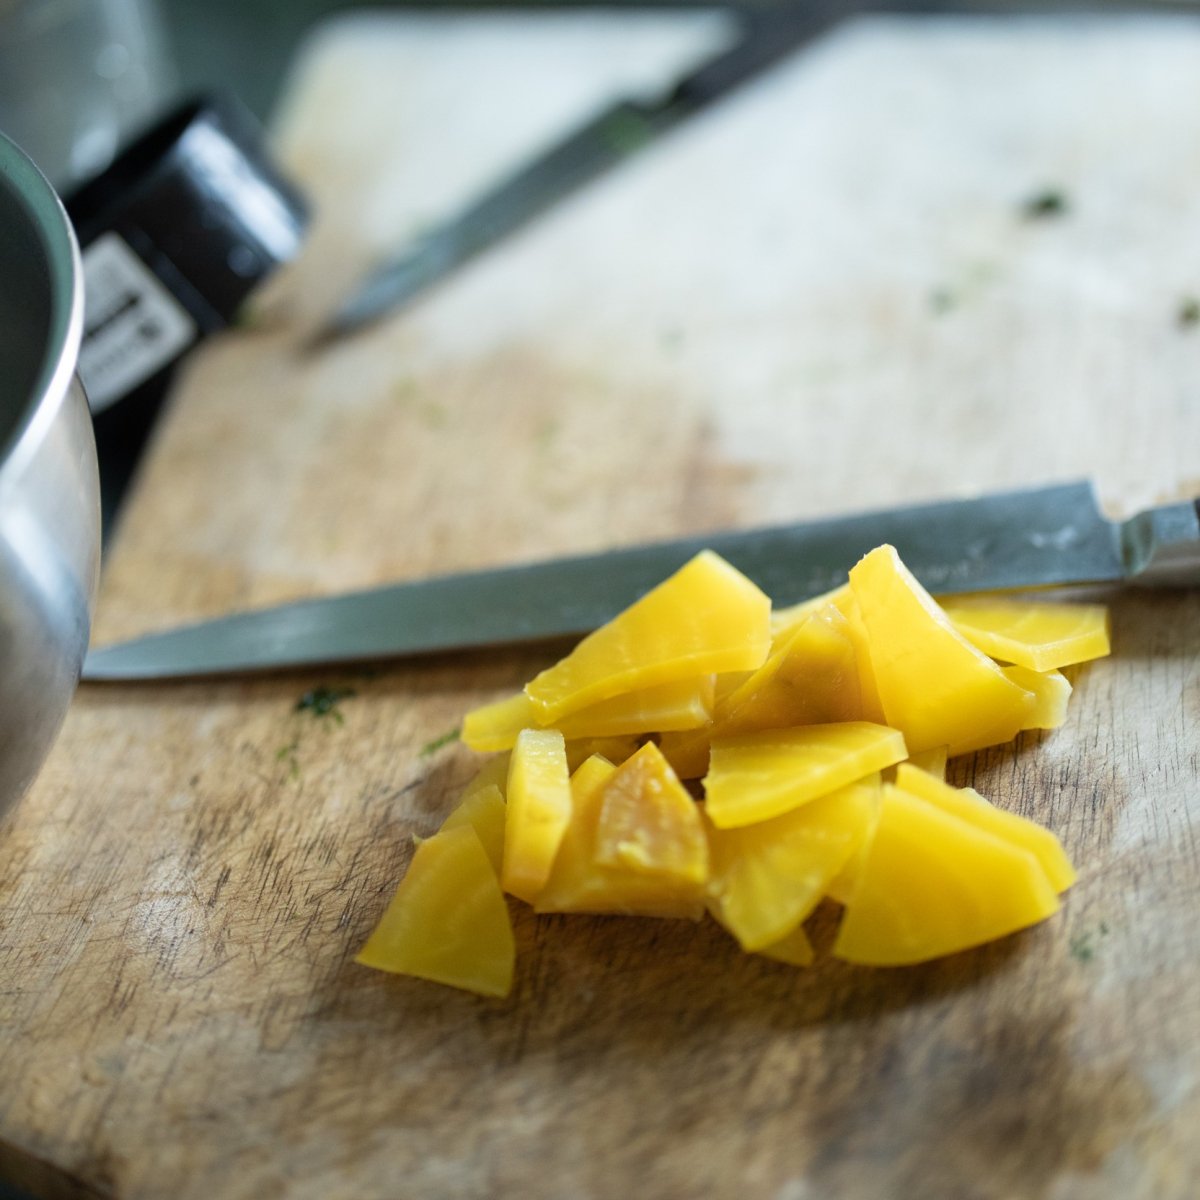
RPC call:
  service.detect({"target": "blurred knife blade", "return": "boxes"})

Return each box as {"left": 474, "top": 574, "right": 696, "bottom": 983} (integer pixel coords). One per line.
{"left": 310, "top": 6, "right": 849, "bottom": 346}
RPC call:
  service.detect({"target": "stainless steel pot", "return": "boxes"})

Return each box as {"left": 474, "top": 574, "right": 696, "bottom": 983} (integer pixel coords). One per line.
{"left": 0, "top": 131, "right": 100, "bottom": 820}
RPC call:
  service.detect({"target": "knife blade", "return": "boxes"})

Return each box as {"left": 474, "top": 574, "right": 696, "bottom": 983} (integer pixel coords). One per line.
{"left": 309, "top": 5, "right": 850, "bottom": 346}
{"left": 82, "top": 481, "right": 1200, "bottom": 681}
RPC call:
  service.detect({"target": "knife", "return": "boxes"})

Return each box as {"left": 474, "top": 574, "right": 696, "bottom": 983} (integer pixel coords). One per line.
{"left": 82, "top": 481, "right": 1200, "bottom": 681}
{"left": 309, "top": 5, "right": 850, "bottom": 346}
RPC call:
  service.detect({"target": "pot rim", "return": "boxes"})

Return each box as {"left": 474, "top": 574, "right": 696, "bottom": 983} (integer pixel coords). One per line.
{"left": 0, "top": 131, "right": 85, "bottom": 495}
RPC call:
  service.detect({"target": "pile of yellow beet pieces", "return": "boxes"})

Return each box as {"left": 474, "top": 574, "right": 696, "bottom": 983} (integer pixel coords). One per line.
{"left": 356, "top": 545, "right": 1110, "bottom": 997}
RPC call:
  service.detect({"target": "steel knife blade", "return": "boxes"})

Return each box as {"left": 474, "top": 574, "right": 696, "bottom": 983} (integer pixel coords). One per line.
{"left": 309, "top": 5, "right": 849, "bottom": 346}
{"left": 82, "top": 481, "right": 1200, "bottom": 681}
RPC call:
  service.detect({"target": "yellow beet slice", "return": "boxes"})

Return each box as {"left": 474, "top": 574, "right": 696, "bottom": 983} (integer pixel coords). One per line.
{"left": 946, "top": 666, "right": 1072, "bottom": 754}
{"left": 524, "top": 551, "right": 771, "bottom": 722}
{"left": 942, "top": 598, "right": 1111, "bottom": 671}
{"left": 829, "top": 589, "right": 888, "bottom": 725}
{"left": 717, "top": 603, "right": 865, "bottom": 734}
{"left": 832, "top": 785, "right": 1060, "bottom": 965}
{"left": 656, "top": 606, "right": 862, "bottom": 780}
{"left": 501, "top": 729, "right": 571, "bottom": 903}
{"left": 460, "top": 754, "right": 510, "bottom": 800}
{"left": 704, "top": 722, "right": 906, "bottom": 828}
{"left": 463, "top": 678, "right": 714, "bottom": 752}
{"left": 462, "top": 693, "right": 534, "bottom": 753}
{"left": 564, "top": 735, "right": 641, "bottom": 773}
{"left": 755, "top": 923, "right": 816, "bottom": 966}
{"left": 441, "top": 782, "right": 506, "bottom": 873}
{"left": 536, "top": 754, "right": 706, "bottom": 919}
{"left": 893, "top": 763, "right": 1076, "bottom": 892}
{"left": 592, "top": 743, "right": 708, "bottom": 884}
{"left": 1002, "top": 665, "right": 1072, "bottom": 731}
{"left": 770, "top": 584, "right": 850, "bottom": 638}
{"left": 705, "top": 778, "right": 879, "bottom": 951}
{"left": 849, "top": 545, "right": 1032, "bottom": 754}
{"left": 356, "top": 825, "right": 515, "bottom": 998}
{"left": 905, "top": 745, "right": 948, "bottom": 779}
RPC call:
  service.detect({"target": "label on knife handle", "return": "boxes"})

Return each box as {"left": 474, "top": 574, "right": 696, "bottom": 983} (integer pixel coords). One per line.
{"left": 77, "top": 232, "right": 199, "bottom": 414}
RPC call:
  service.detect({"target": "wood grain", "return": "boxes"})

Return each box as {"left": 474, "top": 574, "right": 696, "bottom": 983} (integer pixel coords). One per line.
{"left": 3, "top": 12, "right": 1200, "bottom": 1198}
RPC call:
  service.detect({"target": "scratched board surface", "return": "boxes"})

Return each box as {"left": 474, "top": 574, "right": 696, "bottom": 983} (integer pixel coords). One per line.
{"left": 2, "top": 11, "right": 1200, "bottom": 1199}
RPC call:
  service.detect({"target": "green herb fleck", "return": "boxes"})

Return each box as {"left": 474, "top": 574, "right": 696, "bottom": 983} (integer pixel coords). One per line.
{"left": 275, "top": 738, "right": 301, "bottom": 779}
{"left": 295, "top": 686, "right": 356, "bottom": 724}
{"left": 600, "top": 109, "right": 654, "bottom": 156}
{"left": 1021, "top": 188, "right": 1069, "bottom": 219}
{"left": 420, "top": 401, "right": 448, "bottom": 429}
{"left": 929, "top": 287, "right": 956, "bottom": 315}
{"left": 1178, "top": 297, "right": 1200, "bottom": 328}
{"left": 1069, "top": 923, "right": 1109, "bottom": 963}
{"left": 420, "top": 727, "right": 461, "bottom": 757}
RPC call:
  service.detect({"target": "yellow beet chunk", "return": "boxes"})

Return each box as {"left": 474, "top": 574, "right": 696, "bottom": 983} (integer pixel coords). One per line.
{"left": 718, "top": 604, "right": 865, "bottom": 732}
{"left": 355, "top": 825, "right": 515, "bottom": 998}
{"left": 1002, "top": 665, "right": 1072, "bottom": 731}
{"left": 462, "top": 693, "right": 536, "bottom": 752}
{"left": 565, "top": 735, "right": 641, "bottom": 773}
{"left": 770, "top": 584, "right": 851, "bottom": 639}
{"left": 829, "top": 589, "right": 888, "bottom": 725}
{"left": 501, "top": 729, "right": 572, "bottom": 903}
{"left": 756, "top": 923, "right": 815, "bottom": 967}
{"left": 656, "top": 729, "right": 712, "bottom": 782}
{"left": 441, "top": 782, "right": 506, "bottom": 873}
{"left": 463, "top": 679, "right": 715, "bottom": 752}
{"left": 893, "top": 763, "right": 1076, "bottom": 892}
{"left": 592, "top": 743, "right": 708, "bottom": 883}
{"left": 704, "top": 722, "right": 906, "bottom": 829}
{"left": 941, "top": 598, "right": 1111, "bottom": 672}
{"left": 849, "top": 545, "right": 1032, "bottom": 754}
{"left": 536, "top": 754, "right": 706, "bottom": 919}
{"left": 657, "top": 606, "right": 863, "bottom": 781}
{"left": 905, "top": 745, "right": 948, "bottom": 779}
{"left": 832, "top": 785, "right": 1060, "bottom": 965}
{"left": 524, "top": 551, "right": 771, "bottom": 723}
{"left": 705, "top": 778, "right": 879, "bottom": 951}
{"left": 460, "top": 754, "right": 510, "bottom": 800}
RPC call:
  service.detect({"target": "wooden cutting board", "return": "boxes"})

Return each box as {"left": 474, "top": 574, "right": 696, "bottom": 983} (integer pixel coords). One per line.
{"left": 3, "top": 10, "right": 1200, "bottom": 1198}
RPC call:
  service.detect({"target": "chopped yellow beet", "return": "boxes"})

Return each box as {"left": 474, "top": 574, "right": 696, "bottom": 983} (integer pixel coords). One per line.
{"left": 905, "top": 745, "right": 948, "bottom": 779}
{"left": 832, "top": 785, "right": 1060, "bottom": 965}
{"left": 893, "top": 763, "right": 1076, "bottom": 892}
{"left": 770, "top": 584, "right": 851, "bottom": 638}
{"left": 656, "top": 730, "right": 711, "bottom": 782}
{"left": 829, "top": 589, "right": 888, "bottom": 725}
{"left": 942, "top": 598, "right": 1111, "bottom": 672}
{"left": 460, "top": 753, "right": 510, "bottom": 800}
{"left": 524, "top": 551, "right": 771, "bottom": 722}
{"left": 705, "top": 778, "right": 879, "bottom": 951}
{"left": 704, "top": 722, "right": 906, "bottom": 828}
{"left": 755, "top": 922, "right": 815, "bottom": 966}
{"left": 463, "top": 678, "right": 714, "bottom": 752}
{"left": 462, "top": 693, "right": 536, "bottom": 753}
{"left": 849, "top": 545, "right": 1032, "bottom": 754}
{"left": 356, "top": 825, "right": 515, "bottom": 998}
{"left": 501, "top": 729, "right": 572, "bottom": 903}
{"left": 1002, "top": 665, "right": 1072, "bottom": 731}
{"left": 535, "top": 753, "right": 706, "bottom": 919}
{"left": 564, "top": 735, "right": 641, "bottom": 773}
{"left": 592, "top": 743, "right": 707, "bottom": 882}
{"left": 441, "top": 782, "right": 506, "bottom": 874}
{"left": 376, "top": 542, "right": 1106, "bottom": 990}
{"left": 663, "top": 609, "right": 875, "bottom": 781}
